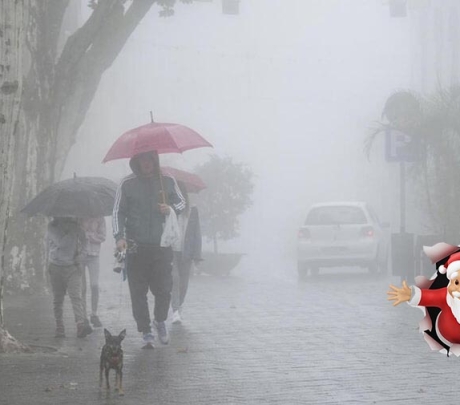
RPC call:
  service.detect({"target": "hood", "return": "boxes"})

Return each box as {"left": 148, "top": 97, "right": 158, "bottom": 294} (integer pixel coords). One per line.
{"left": 129, "top": 151, "right": 159, "bottom": 177}
{"left": 129, "top": 156, "right": 141, "bottom": 176}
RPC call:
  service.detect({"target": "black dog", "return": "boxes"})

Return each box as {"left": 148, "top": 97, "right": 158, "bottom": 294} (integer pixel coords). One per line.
{"left": 100, "top": 329, "right": 126, "bottom": 395}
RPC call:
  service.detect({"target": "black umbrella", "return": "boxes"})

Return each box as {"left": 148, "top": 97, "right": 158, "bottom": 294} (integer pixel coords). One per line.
{"left": 21, "top": 176, "right": 117, "bottom": 218}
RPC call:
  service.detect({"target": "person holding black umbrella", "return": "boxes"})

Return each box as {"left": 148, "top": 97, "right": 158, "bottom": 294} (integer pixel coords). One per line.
{"left": 21, "top": 175, "right": 117, "bottom": 338}
{"left": 113, "top": 151, "right": 185, "bottom": 348}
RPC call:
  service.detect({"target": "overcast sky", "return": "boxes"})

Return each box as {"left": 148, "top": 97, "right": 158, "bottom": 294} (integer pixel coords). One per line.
{"left": 64, "top": 0, "right": 413, "bottom": 267}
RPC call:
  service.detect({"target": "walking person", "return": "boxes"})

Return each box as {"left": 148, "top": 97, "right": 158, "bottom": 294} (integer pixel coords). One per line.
{"left": 47, "top": 217, "right": 92, "bottom": 338}
{"left": 171, "top": 181, "right": 202, "bottom": 324}
{"left": 80, "top": 216, "right": 106, "bottom": 328}
{"left": 113, "top": 151, "right": 185, "bottom": 347}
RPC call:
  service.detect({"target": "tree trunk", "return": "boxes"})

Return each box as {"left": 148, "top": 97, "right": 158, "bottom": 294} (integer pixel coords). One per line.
{"left": 3, "top": 0, "right": 62, "bottom": 290}
{"left": 1, "top": 0, "right": 30, "bottom": 286}
{"left": 4, "top": 0, "right": 157, "bottom": 290}
{"left": 0, "top": 0, "right": 33, "bottom": 353}
{"left": 0, "top": 326, "right": 31, "bottom": 353}
{"left": 213, "top": 235, "right": 219, "bottom": 254}
{"left": 0, "top": 274, "right": 4, "bottom": 327}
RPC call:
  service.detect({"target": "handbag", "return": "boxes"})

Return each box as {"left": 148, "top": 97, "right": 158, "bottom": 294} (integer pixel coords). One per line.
{"left": 160, "top": 209, "right": 181, "bottom": 251}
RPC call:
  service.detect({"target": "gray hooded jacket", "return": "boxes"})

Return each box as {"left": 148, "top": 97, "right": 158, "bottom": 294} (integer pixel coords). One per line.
{"left": 47, "top": 218, "right": 87, "bottom": 266}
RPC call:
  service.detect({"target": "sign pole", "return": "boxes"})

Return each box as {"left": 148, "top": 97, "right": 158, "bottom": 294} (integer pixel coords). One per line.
{"left": 400, "top": 161, "right": 406, "bottom": 233}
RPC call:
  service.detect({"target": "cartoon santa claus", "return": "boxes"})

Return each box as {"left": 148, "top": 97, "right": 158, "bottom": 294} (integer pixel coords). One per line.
{"left": 388, "top": 243, "right": 460, "bottom": 356}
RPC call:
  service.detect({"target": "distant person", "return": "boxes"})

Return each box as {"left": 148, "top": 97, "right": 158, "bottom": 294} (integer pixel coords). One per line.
{"left": 171, "top": 181, "right": 202, "bottom": 324}
{"left": 113, "top": 151, "right": 185, "bottom": 348}
{"left": 80, "top": 216, "right": 106, "bottom": 328}
{"left": 47, "top": 217, "right": 92, "bottom": 338}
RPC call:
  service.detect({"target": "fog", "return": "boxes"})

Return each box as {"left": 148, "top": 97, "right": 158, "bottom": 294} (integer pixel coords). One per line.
{"left": 64, "top": 0, "right": 412, "bottom": 273}
{"left": 7, "top": 3, "right": 460, "bottom": 403}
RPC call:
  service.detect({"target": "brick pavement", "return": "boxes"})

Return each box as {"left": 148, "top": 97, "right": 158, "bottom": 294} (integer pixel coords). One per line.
{"left": 1, "top": 257, "right": 459, "bottom": 405}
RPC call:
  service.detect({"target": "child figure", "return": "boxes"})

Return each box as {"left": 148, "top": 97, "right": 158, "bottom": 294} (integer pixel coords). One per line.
{"left": 47, "top": 217, "right": 92, "bottom": 338}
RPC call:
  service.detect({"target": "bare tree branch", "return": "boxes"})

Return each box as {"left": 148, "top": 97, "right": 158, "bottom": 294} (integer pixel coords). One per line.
{"left": 53, "top": 0, "right": 158, "bottom": 174}
{"left": 56, "top": 0, "right": 122, "bottom": 78}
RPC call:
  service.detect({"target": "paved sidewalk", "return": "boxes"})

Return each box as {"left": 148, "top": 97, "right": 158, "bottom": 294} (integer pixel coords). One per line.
{"left": 1, "top": 260, "right": 459, "bottom": 405}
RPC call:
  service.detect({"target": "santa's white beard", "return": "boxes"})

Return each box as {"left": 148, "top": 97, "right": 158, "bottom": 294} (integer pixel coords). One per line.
{"left": 446, "top": 293, "right": 460, "bottom": 324}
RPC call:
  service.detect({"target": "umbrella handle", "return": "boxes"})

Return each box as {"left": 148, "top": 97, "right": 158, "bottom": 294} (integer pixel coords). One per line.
{"left": 152, "top": 151, "right": 166, "bottom": 205}
{"left": 159, "top": 175, "right": 166, "bottom": 205}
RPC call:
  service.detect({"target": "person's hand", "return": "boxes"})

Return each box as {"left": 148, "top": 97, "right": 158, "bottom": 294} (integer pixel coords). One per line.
{"left": 158, "top": 204, "right": 171, "bottom": 215}
{"left": 387, "top": 280, "right": 412, "bottom": 306}
{"left": 116, "top": 238, "right": 127, "bottom": 252}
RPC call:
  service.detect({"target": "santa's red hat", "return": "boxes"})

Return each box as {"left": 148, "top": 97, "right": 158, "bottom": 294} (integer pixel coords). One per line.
{"left": 439, "top": 252, "right": 460, "bottom": 280}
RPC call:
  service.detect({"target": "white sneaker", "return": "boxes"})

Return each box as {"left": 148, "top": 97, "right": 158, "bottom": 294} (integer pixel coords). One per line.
{"left": 153, "top": 320, "right": 170, "bottom": 345}
{"left": 172, "top": 310, "right": 182, "bottom": 325}
{"left": 142, "top": 332, "right": 155, "bottom": 349}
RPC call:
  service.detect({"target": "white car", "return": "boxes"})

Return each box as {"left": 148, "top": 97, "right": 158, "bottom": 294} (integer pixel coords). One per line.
{"left": 297, "top": 202, "right": 389, "bottom": 278}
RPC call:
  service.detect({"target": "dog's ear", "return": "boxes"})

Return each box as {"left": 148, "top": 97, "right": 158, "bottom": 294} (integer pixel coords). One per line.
{"left": 119, "top": 329, "right": 126, "bottom": 341}
{"left": 104, "top": 328, "right": 112, "bottom": 339}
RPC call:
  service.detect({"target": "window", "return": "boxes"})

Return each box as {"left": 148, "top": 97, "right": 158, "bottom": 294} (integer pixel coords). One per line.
{"left": 305, "top": 206, "right": 367, "bottom": 226}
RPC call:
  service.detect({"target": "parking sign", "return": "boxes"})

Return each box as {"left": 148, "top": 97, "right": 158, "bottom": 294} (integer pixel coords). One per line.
{"left": 385, "top": 128, "right": 420, "bottom": 162}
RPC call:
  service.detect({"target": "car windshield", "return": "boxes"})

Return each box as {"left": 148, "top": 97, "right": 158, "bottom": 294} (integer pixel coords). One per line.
{"left": 305, "top": 206, "right": 367, "bottom": 225}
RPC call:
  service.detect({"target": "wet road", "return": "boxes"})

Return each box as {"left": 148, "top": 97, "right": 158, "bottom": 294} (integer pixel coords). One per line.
{"left": 0, "top": 257, "right": 457, "bottom": 404}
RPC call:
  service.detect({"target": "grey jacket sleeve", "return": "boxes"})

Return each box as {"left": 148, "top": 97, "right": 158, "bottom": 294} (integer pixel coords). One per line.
{"left": 46, "top": 224, "right": 60, "bottom": 257}
{"left": 91, "top": 217, "right": 106, "bottom": 244}
{"left": 113, "top": 181, "right": 127, "bottom": 242}
{"left": 164, "top": 176, "right": 186, "bottom": 214}
{"left": 75, "top": 228, "right": 88, "bottom": 264}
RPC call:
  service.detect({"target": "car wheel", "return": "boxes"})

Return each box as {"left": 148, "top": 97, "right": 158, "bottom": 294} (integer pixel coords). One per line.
{"left": 297, "top": 261, "right": 308, "bottom": 280}
{"left": 310, "top": 266, "right": 319, "bottom": 277}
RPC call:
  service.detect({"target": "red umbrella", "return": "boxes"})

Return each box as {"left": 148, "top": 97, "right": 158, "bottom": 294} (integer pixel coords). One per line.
{"left": 102, "top": 122, "right": 213, "bottom": 163}
{"left": 161, "top": 166, "right": 206, "bottom": 193}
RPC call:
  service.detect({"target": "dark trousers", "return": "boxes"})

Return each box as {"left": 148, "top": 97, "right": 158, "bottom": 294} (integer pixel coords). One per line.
{"left": 171, "top": 251, "right": 192, "bottom": 311}
{"left": 126, "top": 245, "right": 173, "bottom": 333}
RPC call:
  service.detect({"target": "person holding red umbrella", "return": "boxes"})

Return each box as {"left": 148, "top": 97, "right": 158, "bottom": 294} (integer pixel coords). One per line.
{"left": 113, "top": 151, "right": 185, "bottom": 348}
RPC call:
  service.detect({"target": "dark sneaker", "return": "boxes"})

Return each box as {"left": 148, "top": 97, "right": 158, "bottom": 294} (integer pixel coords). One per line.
{"left": 84, "top": 323, "right": 93, "bottom": 335}
{"left": 77, "top": 322, "right": 86, "bottom": 338}
{"left": 55, "top": 326, "right": 65, "bottom": 338}
{"left": 153, "top": 320, "right": 169, "bottom": 345}
{"left": 90, "top": 315, "right": 102, "bottom": 327}
{"left": 77, "top": 322, "right": 93, "bottom": 338}
{"left": 84, "top": 318, "right": 93, "bottom": 334}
